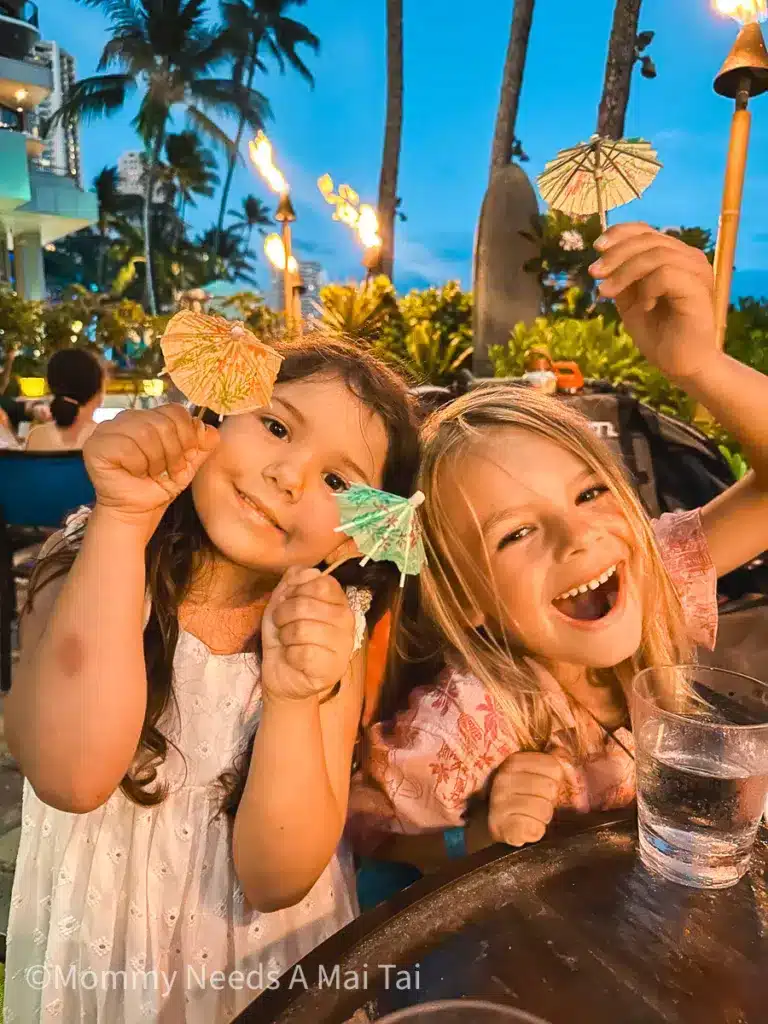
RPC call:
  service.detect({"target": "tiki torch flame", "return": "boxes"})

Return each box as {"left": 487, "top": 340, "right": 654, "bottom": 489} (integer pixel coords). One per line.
{"left": 264, "top": 233, "right": 298, "bottom": 273}
{"left": 357, "top": 205, "right": 382, "bottom": 249}
{"left": 249, "top": 132, "right": 288, "bottom": 194}
{"left": 714, "top": 0, "right": 767, "bottom": 24}
{"left": 318, "top": 174, "right": 381, "bottom": 251}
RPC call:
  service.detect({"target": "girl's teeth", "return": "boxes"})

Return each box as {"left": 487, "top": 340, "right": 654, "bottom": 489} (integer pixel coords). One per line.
{"left": 557, "top": 564, "right": 617, "bottom": 603}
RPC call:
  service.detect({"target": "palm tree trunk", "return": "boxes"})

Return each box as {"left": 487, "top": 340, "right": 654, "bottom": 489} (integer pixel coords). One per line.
{"left": 98, "top": 228, "right": 108, "bottom": 294}
{"left": 597, "top": 0, "right": 643, "bottom": 140}
{"left": 143, "top": 133, "right": 164, "bottom": 315}
{"left": 375, "top": 0, "right": 403, "bottom": 282}
{"left": 489, "top": 0, "right": 536, "bottom": 174}
{"left": 215, "top": 55, "right": 257, "bottom": 253}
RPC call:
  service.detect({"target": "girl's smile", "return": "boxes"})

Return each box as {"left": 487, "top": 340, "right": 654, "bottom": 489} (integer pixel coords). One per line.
{"left": 551, "top": 561, "right": 625, "bottom": 628}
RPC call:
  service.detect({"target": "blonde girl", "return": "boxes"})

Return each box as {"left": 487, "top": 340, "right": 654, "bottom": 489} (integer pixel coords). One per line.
{"left": 350, "top": 225, "right": 768, "bottom": 868}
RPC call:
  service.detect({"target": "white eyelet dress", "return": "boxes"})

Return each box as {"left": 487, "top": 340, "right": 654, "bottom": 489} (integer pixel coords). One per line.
{"left": 4, "top": 624, "right": 361, "bottom": 1023}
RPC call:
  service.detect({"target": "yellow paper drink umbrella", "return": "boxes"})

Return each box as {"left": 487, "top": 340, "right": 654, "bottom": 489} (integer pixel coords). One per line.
{"left": 537, "top": 135, "right": 662, "bottom": 231}
{"left": 160, "top": 311, "right": 283, "bottom": 416}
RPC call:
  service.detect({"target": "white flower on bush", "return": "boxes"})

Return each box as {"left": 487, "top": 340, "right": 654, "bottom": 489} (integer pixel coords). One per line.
{"left": 560, "top": 230, "right": 585, "bottom": 252}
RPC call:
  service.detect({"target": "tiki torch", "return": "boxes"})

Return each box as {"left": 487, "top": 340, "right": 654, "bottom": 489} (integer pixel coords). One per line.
{"left": 711, "top": 1, "right": 768, "bottom": 348}
{"left": 249, "top": 132, "right": 301, "bottom": 332}
{"left": 317, "top": 174, "right": 382, "bottom": 279}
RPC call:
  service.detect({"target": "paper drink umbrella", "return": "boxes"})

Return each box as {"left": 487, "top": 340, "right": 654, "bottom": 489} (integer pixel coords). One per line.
{"left": 333, "top": 484, "right": 426, "bottom": 587}
{"left": 160, "top": 311, "right": 283, "bottom": 416}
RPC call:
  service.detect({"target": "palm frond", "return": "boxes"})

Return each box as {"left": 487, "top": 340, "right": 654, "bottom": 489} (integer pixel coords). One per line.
{"left": 98, "top": 33, "right": 155, "bottom": 73}
{"left": 184, "top": 107, "right": 238, "bottom": 153}
{"left": 43, "top": 74, "right": 133, "bottom": 134}
{"left": 189, "top": 78, "right": 271, "bottom": 132}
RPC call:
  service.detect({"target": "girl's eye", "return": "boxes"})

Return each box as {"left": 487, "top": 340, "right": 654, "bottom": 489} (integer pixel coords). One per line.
{"left": 262, "top": 416, "right": 288, "bottom": 440}
{"left": 498, "top": 525, "right": 534, "bottom": 551}
{"left": 577, "top": 484, "right": 610, "bottom": 505}
{"left": 324, "top": 473, "right": 349, "bottom": 493}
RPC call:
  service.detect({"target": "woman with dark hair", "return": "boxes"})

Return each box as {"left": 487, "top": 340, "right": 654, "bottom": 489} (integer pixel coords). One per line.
{"left": 26, "top": 348, "right": 105, "bottom": 451}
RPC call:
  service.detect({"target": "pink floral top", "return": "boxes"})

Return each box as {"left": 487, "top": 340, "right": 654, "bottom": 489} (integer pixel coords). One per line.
{"left": 348, "top": 510, "right": 718, "bottom": 851}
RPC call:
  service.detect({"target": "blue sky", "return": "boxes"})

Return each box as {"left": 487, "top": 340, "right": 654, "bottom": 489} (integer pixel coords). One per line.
{"left": 43, "top": 0, "right": 768, "bottom": 296}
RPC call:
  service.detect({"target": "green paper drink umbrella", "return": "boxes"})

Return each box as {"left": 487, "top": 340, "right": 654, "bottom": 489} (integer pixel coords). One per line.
{"left": 333, "top": 484, "right": 426, "bottom": 587}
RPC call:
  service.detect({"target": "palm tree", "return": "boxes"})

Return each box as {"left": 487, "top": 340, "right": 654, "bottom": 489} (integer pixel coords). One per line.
{"left": 215, "top": 0, "right": 319, "bottom": 248}
{"left": 489, "top": 0, "right": 536, "bottom": 173}
{"left": 162, "top": 131, "right": 220, "bottom": 224}
{"left": 93, "top": 165, "right": 142, "bottom": 289}
{"left": 374, "top": 0, "right": 403, "bottom": 281}
{"left": 597, "top": 0, "right": 644, "bottom": 139}
{"left": 47, "top": 0, "right": 269, "bottom": 315}
{"left": 227, "top": 194, "right": 273, "bottom": 245}
{"left": 199, "top": 224, "right": 260, "bottom": 286}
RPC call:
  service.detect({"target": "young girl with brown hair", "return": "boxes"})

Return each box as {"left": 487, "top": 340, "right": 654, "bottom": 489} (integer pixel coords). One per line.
{"left": 4, "top": 338, "right": 420, "bottom": 1022}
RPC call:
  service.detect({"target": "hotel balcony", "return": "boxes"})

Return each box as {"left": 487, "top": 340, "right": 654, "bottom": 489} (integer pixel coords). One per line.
{"left": 0, "top": 128, "right": 97, "bottom": 299}
{"left": 0, "top": 1, "right": 42, "bottom": 62}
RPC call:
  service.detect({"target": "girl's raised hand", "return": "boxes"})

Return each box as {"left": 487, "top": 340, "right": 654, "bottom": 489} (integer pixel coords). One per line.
{"left": 83, "top": 405, "right": 219, "bottom": 527}
{"left": 589, "top": 223, "right": 717, "bottom": 382}
{"left": 261, "top": 568, "right": 356, "bottom": 703}
{"left": 487, "top": 752, "right": 564, "bottom": 848}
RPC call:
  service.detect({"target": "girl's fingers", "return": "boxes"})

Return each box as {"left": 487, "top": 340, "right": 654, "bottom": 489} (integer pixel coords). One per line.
{"left": 494, "top": 770, "right": 560, "bottom": 803}
{"left": 146, "top": 415, "right": 190, "bottom": 484}
{"left": 591, "top": 235, "right": 711, "bottom": 288}
{"left": 596, "top": 248, "right": 708, "bottom": 302}
{"left": 155, "top": 404, "right": 198, "bottom": 453}
{"left": 283, "top": 644, "right": 337, "bottom": 680}
{"left": 491, "top": 812, "right": 548, "bottom": 847}
{"left": 594, "top": 221, "right": 661, "bottom": 251}
{"left": 272, "top": 595, "right": 353, "bottom": 630}
{"left": 277, "top": 620, "right": 340, "bottom": 651}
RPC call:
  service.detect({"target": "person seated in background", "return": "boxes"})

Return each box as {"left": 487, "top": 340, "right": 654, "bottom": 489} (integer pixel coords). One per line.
{"left": 26, "top": 349, "right": 105, "bottom": 452}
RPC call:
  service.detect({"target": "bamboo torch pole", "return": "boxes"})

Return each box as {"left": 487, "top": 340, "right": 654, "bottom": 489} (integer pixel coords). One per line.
{"left": 712, "top": 77, "right": 752, "bottom": 350}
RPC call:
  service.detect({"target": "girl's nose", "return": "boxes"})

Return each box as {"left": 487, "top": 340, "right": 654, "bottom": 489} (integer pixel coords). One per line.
{"left": 263, "top": 456, "right": 308, "bottom": 502}
{"left": 552, "top": 512, "right": 602, "bottom": 561}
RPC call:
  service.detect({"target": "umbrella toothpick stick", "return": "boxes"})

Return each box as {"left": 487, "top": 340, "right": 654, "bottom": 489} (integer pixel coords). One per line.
{"left": 595, "top": 167, "right": 608, "bottom": 233}
{"left": 320, "top": 554, "right": 356, "bottom": 578}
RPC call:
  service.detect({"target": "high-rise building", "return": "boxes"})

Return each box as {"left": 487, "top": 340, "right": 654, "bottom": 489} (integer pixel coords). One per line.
{"left": 117, "top": 149, "right": 167, "bottom": 202}
{"left": 117, "top": 150, "right": 145, "bottom": 196}
{"left": 0, "top": 5, "right": 97, "bottom": 298}
{"left": 298, "top": 260, "right": 326, "bottom": 318}
{"left": 29, "top": 41, "right": 81, "bottom": 185}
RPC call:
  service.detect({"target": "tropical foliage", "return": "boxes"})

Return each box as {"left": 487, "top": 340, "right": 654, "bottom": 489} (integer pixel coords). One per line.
{"left": 488, "top": 315, "right": 694, "bottom": 423}
{"left": 317, "top": 278, "right": 473, "bottom": 385}
{"left": 0, "top": 283, "right": 167, "bottom": 387}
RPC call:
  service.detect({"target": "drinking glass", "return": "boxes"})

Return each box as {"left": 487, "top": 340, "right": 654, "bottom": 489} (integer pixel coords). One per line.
{"left": 632, "top": 665, "right": 768, "bottom": 888}
{"left": 376, "top": 1000, "right": 550, "bottom": 1023}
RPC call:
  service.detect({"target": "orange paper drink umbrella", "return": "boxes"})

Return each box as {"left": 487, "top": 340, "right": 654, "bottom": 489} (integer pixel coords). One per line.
{"left": 160, "top": 311, "right": 283, "bottom": 417}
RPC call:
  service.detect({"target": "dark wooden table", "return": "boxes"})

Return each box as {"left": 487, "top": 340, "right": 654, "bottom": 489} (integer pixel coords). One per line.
{"left": 236, "top": 812, "right": 768, "bottom": 1024}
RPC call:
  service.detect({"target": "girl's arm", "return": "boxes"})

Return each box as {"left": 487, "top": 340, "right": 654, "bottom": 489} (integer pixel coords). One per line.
{"left": 233, "top": 651, "right": 364, "bottom": 912}
{"left": 591, "top": 224, "right": 768, "bottom": 576}
{"left": 233, "top": 567, "right": 361, "bottom": 911}
{"left": 5, "top": 405, "right": 219, "bottom": 812}
{"left": 6, "top": 509, "right": 152, "bottom": 812}
{"left": 672, "top": 361, "right": 768, "bottom": 578}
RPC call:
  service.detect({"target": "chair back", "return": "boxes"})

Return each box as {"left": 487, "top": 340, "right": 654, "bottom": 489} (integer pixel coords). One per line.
{"left": 0, "top": 450, "right": 95, "bottom": 529}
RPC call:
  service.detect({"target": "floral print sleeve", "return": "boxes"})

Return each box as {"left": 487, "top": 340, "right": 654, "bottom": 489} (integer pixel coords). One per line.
{"left": 653, "top": 509, "right": 718, "bottom": 651}
{"left": 347, "top": 669, "right": 518, "bottom": 852}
